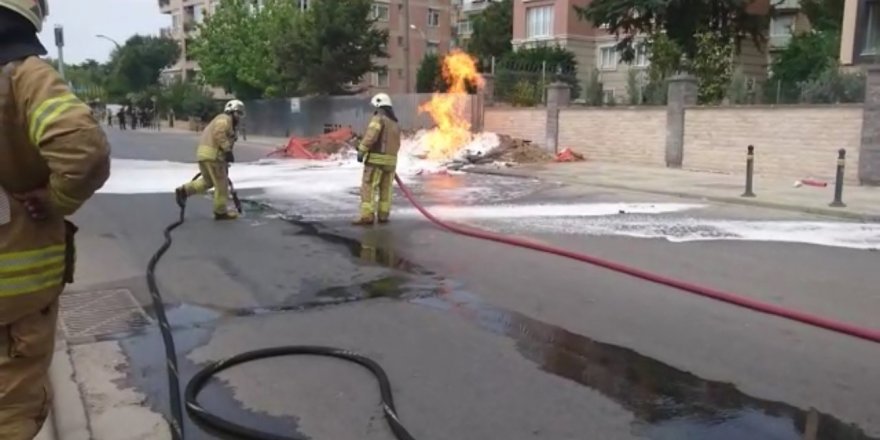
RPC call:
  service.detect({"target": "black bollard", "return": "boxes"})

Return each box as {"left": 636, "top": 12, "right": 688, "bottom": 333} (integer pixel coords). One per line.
{"left": 829, "top": 148, "right": 847, "bottom": 208}
{"left": 742, "top": 145, "right": 756, "bottom": 197}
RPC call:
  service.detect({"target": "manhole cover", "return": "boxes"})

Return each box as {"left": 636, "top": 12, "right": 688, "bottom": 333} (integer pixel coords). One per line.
{"left": 59, "top": 288, "right": 152, "bottom": 342}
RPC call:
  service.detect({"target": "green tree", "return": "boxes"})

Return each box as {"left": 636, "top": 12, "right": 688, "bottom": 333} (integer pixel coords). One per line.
{"left": 191, "top": 0, "right": 295, "bottom": 99}
{"left": 583, "top": 69, "right": 603, "bottom": 106}
{"left": 495, "top": 46, "right": 580, "bottom": 103}
{"left": 467, "top": 0, "right": 513, "bottom": 63}
{"left": 416, "top": 54, "right": 447, "bottom": 93}
{"left": 692, "top": 31, "right": 736, "bottom": 103}
{"left": 106, "top": 35, "right": 179, "bottom": 99}
{"left": 575, "top": 0, "right": 767, "bottom": 64}
{"left": 273, "top": 0, "right": 388, "bottom": 95}
{"left": 799, "top": 0, "right": 845, "bottom": 33}
{"left": 768, "top": 30, "right": 839, "bottom": 101}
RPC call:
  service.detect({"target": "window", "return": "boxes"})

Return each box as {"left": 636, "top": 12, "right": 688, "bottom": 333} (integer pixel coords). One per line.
{"left": 298, "top": 0, "right": 309, "bottom": 11}
{"left": 526, "top": 6, "right": 553, "bottom": 38}
{"left": 427, "top": 41, "right": 439, "bottom": 55}
{"left": 602, "top": 89, "right": 615, "bottom": 104}
{"left": 171, "top": 13, "right": 181, "bottom": 33}
{"left": 193, "top": 6, "right": 204, "bottom": 23}
{"left": 373, "top": 71, "right": 389, "bottom": 87}
{"left": 371, "top": 3, "right": 389, "bottom": 21}
{"left": 598, "top": 46, "right": 618, "bottom": 70}
{"left": 458, "top": 19, "right": 472, "bottom": 34}
{"left": 634, "top": 44, "right": 649, "bottom": 67}
{"left": 428, "top": 9, "right": 440, "bottom": 27}
{"left": 863, "top": 3, "right": 880, "bottom": 55}
{"left": 770, "top": 14, "right": 794, "bottom": 37}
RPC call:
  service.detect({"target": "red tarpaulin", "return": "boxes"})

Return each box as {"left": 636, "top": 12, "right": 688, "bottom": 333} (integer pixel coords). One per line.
{"left": 270, "top": 127, "right": 355, "bottom": 160}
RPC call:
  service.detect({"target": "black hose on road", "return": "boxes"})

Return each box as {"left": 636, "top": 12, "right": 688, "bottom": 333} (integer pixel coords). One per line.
{"left": 145, "top": 192, "right": 415, "bottom": 440}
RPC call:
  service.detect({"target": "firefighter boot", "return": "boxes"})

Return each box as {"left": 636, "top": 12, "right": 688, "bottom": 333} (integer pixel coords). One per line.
{"left": 214, "top": 211, "right": 239, "bottom": 221}
{"left": 352, "top": 215, "right": 375, "bottom": 226}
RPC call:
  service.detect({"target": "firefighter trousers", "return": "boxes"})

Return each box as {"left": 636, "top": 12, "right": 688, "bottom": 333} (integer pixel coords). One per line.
{"left": 183, "top": 160, "right": 229, "bottom": 215}
{"left": 0, "top": 287, "right": 62, "bottom": 440}
{"left": 360, "top": 165, "right": 395, "bottom": 220}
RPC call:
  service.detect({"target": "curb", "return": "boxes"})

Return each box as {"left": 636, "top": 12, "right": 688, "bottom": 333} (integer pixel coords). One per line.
{"left": 464, "top": 167, "right": 880, "bottom": 222}
{"left": 47, "top": 337, "right": 91, "bottom": 440}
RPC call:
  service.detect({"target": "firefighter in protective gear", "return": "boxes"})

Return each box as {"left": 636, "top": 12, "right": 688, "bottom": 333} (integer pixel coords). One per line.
{"left": 175, "top": 99, "right": 245, "bottom": 220}
{"left": 0, "top": 1, "right": 111, "bottom": 438}
{"left": 353, "top": 93, "right": 401, "bottom": 225}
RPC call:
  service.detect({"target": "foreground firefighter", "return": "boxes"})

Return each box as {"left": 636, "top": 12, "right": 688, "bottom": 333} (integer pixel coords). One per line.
{"left": 354, "top": 93, "right": 402, "bottom": 225}
{"left": 175, "top": 100, "right": 245, "bottom": 220}
{"left": 0, "top": 1, "right": 111, "bottom": 438}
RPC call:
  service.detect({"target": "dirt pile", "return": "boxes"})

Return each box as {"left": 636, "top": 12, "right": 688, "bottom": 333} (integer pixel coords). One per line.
{"left": 459, "top": 134, "right": 553, "bottom": 166}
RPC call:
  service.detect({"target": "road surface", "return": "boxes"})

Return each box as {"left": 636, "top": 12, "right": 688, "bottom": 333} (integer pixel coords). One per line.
{"left": 58, "top": 128, "right": 880, "bottom": 440}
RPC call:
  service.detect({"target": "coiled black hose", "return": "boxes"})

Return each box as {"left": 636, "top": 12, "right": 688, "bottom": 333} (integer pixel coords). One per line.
{"left": 146, "top": 192, "right": 415, "bottom": 440}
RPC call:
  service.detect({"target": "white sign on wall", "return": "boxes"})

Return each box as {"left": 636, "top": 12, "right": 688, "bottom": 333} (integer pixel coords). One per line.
{"left": 289, "top": 98, "right": 301, "bottom": 113}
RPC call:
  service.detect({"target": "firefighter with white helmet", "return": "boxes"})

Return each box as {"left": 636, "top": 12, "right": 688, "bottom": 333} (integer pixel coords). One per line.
{"left": 175, "top": 99, "right": 245, "bottom": 220}
{"left": 0, "top": 0, "right": 112, "bottom": 437}
{"left": 354, "top": 93, "right": 402, "bottom": 225}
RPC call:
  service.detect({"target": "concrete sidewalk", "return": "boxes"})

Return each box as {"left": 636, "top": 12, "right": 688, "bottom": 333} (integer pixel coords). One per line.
{"left": 469, "top": 161, "right": 880, "bottom": 221}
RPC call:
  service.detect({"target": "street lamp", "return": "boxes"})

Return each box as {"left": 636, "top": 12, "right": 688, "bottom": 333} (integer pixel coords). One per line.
{"left": 95, "top": 34, "right": 122, "bottom": 50}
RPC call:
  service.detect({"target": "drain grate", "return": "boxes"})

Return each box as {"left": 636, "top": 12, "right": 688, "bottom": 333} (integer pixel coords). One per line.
{"left": 59, "top": 288, "right": 152, "bottom": 342}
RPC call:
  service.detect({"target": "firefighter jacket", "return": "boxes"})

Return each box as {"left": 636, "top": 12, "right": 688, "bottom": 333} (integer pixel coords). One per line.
{"left": 358, "top": 112, "right": 401, "bottom": 168}
{"left": 196, "top": 113, "right": 236, "bottom": 162}
{"left": 0, "top": 56, "right": 111, "bottom": 298}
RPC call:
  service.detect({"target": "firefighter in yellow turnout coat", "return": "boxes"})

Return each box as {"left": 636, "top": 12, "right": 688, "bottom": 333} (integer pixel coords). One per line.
{"left": 354, "top": 93, "right": 401, "bottom": 225}
{"left": 0, "top": 1, "right": 111, "bottom": 437}
{"left": 175, "top": 100, "right": 245, "bottom": 220}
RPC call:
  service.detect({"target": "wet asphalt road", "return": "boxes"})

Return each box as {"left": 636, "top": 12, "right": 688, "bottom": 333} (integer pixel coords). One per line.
{"left": 65, "top": 128, "right": 880, "bottom": 440}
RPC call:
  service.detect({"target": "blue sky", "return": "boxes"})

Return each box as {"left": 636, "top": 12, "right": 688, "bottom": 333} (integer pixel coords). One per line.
{"left": 36, "top": 0, "right": 168, "bottom": 64}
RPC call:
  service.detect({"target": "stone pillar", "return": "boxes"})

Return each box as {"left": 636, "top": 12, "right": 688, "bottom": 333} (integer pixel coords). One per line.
{"left": 859, "top": 65, "right": 880, "bottom": 185}
{"left": 481, "top": 73, "right": 495, "bottom": 107}
{"left": 545, "top": 81, "right": 571, "bottom": 154}
{"left": 665, "top": 74, "right": 698, "bottom": 168}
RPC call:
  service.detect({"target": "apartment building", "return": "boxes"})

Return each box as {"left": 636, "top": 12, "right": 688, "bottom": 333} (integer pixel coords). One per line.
{"left": 510, "top": 0, "right": 771, "bottom": 103}
{"left": 370, "top": 0, "right": 455, "bottom": 93}
{"left": 768, "top": 0, "right": 811, "bottom": 63}
{"left": 158, "top": 0, "right": 454, "bottom": 94}
{"left": 454, "top": 0, "right": 496, "bottom": 46}
{"left": 840, "top": 0, "right": 880, "bottom": 66}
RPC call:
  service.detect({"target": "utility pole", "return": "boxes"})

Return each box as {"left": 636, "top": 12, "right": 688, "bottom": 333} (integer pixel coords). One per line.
{"left": 54, "top": 25, "right": 65, "bottom": 80}
{"left": 403, "top": 0, "right": 411, "bottom": 93}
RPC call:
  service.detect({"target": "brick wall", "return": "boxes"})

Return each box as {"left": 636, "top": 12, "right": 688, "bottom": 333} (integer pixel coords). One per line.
{"left": 558, "top": 107, "right": 667, "bottom": 165}
{"left": 684, "top": 106, "right": 863, "bottom": 181}
{"left": 483, "top": 108, "right": 546, "bottom": 144}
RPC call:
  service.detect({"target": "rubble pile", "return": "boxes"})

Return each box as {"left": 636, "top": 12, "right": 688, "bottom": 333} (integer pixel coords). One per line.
{"left": 445, "top": 134, "right": 553, "bottom": 170}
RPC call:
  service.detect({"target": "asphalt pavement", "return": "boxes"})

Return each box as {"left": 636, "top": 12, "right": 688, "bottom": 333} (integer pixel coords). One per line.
{"left": 54, "top": 127, "right": 880, "bottom": 440}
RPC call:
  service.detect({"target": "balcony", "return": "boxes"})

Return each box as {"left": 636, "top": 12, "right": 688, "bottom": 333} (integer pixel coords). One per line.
{"left": 158, "top": 0, "right": 172, "bottom": 13}
{"left": 770, "top": 33, "right": 793, "bottom": 48}
{"left": 773, "top": 0, "right": 799, "bottom": 11}
{"left": 460, "top": 0, "right": 491, "bottom": 13}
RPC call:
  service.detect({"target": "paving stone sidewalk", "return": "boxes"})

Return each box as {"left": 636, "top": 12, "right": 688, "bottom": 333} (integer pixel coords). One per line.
{"left": 469, "top": 161, "right": 880, "bottom": 221}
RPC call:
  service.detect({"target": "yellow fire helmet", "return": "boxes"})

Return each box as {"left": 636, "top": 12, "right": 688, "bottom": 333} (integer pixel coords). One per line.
{"left": 0, "top": 0, "right": 47, "bottom": 32}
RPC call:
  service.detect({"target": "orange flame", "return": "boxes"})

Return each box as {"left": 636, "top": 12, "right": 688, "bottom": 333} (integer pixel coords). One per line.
{"left": 418, "top": 50, "right": 484, "bottom": 160}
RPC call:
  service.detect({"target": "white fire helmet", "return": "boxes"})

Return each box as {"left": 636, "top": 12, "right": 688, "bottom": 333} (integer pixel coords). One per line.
{"left": 224, "top": 99, "right": 245, "bottom": 115}
{"left": 371, "top": 93, "right": 392, "bottom": 108}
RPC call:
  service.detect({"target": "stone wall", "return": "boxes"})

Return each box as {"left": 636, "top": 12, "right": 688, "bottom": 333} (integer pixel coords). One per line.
{"left": 483, "top": 103, "right": 864, "bottom": 182}
{"left": 483, "top": 107, "right": 547, "bottom": 144}
{"left": 684, "top": 106, "right": 863, "bottom": 182}
{"left": 558, "top": 107, "right": 667, "bottom": 165}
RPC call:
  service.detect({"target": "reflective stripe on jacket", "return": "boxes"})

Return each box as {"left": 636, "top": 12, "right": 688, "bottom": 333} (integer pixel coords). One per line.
{"left": 358, "top": 112, "right": 401, "bottom": 168}
{"left": 197, "top": 113, "right": 235, "bottom": 161}
{"left": 0, "top": 57, "right": 110, "bottom": 298}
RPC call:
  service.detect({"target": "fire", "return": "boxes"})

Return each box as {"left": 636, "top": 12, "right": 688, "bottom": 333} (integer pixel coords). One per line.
{"left": 418, "top": 50, "right": 485, "bottom": 160}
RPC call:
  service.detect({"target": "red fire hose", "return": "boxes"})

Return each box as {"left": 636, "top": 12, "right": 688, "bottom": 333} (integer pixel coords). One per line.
{"left": 394, "top": 175, "right": 880, "bottom": 345}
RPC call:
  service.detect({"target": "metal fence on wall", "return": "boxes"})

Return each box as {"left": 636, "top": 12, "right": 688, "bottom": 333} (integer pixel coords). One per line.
{"left": 243, "top": 93, "right": 483, "bottom": 138}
